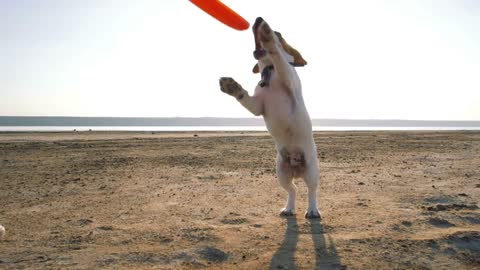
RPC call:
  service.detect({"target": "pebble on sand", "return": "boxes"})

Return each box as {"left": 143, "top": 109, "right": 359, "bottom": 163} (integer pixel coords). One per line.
{"left": 0, "top": 225, "right": 5, "bottom": 240}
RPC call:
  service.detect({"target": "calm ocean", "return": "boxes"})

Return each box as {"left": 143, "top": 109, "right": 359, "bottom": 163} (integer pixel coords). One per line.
{"left": 1, "top": 117, "right": 479, "bottom": 132}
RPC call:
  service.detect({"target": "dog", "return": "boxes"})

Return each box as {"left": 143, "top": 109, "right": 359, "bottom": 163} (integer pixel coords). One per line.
{"left": 219, "top": 17, "right": 320, "bottom": 219}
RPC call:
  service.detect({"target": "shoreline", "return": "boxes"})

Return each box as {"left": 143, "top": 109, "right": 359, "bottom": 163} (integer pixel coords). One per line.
{"left": 1, "top": 129, "right": 479, "bottom": 141}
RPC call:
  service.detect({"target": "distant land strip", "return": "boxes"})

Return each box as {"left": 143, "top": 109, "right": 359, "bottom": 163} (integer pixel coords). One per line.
{"left": 0, "top": 116, "right": 479, "bottom": 127}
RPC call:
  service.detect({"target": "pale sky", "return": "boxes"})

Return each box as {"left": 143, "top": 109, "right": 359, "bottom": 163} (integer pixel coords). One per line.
{"left": 1, "top": 0, "right": 479, "bottom": 120}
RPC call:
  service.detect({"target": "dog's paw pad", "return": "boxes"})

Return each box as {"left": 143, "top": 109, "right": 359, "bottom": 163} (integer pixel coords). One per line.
{"left": 305, "top": 209, "right": 321, "bottom": 219}
{"left": 219, "top": 77, "right": 242, "bottom": 96}
{"left": 280, "top": 208, "right": 295, "bottom": 217}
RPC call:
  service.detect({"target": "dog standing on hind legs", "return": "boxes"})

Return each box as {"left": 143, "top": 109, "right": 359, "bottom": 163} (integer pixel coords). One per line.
{"left": 219, "top": 17, "right": 321, "bottom": 219}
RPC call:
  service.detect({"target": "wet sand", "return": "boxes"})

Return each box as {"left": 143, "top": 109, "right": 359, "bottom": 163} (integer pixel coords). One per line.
{"left": 0, "top": 131, "right": 479, "bottom": 269}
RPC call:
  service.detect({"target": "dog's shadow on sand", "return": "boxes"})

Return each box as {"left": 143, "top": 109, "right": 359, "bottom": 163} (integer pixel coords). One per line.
{"left": 270, "top": 217, "right": 343, "bottom": 270}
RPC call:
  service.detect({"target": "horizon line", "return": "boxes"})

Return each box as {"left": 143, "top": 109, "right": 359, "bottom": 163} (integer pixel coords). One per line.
{"left": 1, "top": 116, "right": 480, "bottom": 122}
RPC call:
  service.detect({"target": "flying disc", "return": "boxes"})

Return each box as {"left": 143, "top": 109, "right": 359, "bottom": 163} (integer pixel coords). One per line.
{"left": 190, "top": 0, "right": 249, "bottom": 31}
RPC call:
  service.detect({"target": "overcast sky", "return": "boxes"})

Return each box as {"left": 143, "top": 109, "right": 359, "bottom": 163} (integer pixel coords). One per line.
{"left": 1, "top": 0, "right": 479, "bottom": 120}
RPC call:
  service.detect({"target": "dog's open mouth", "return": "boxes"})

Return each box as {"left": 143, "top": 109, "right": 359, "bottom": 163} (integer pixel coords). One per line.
{"left": 253, "top": 48, "right": 266, "bottom": 60}
{"left": 252, "top": 17, "right": 265, "bottom": 60}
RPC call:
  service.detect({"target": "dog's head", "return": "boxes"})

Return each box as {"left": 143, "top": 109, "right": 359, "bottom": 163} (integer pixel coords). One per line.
{"left": 252, "top": 17, "right": 307, "bottom": 73}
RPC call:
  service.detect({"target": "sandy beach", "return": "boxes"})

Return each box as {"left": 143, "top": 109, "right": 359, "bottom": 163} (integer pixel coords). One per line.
{"left": 0, "top": 131, "right": 479, "bottom": 269}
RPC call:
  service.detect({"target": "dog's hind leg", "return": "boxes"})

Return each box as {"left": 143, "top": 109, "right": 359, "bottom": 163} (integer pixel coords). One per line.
{"left": 276, "top": 154, "right": 297, "bottom": 216}
{"left": 304, "top": 162, "right": 321, "bottom": 219}
{"left": 219, "top": 77, "right": 264, "bottom": 116}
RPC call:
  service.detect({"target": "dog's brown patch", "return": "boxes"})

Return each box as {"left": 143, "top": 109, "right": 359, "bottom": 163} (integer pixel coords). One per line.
{"left": 251, "top": 18, "right": 307, "bottom": 73}
{"left": 279, "top": 148, "right": 306, "bottom": 177}
{"left": 252, "top": 64, "right": 260, "bottom": 74}
{"left": 274, "top": 31, "right": 307, "bottom": 67}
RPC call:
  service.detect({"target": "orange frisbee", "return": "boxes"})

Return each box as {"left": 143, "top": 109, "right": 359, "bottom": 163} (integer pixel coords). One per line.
{"left": 190, "top": 0, "right": 249, "bottom": 31}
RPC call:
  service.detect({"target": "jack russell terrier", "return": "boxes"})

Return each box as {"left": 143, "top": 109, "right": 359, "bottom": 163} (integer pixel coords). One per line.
{"left": 219, "top": 17, "right": 320, "bottom": 219}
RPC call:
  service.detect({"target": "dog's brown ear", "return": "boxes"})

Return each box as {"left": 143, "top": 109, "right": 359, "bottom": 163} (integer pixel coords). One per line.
{"left": 292, "top": 51, "right": 307, "bottom": 67}
{"left": 252, "top": 63, "right": 260, "bottom": 73}
{"left": 274, "top": 31, "right": 307, "bottom": 67}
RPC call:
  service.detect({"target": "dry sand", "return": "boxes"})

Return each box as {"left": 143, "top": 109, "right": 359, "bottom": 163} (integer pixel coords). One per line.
{"left": 0, "top": 131, "right": 479, "bottom": 269}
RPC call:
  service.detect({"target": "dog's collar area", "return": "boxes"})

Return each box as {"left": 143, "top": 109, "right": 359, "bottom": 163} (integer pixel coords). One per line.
{"left": 259, "top": 65, "right": 274, "bottom": 87}
{"left": 258, "top": 63, "right": 296, "bottom": 87}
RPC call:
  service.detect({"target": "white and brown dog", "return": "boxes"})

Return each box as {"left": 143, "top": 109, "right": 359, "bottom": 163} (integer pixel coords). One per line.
{"left": 219, "top": 17, "right": 320, "bottom": 219}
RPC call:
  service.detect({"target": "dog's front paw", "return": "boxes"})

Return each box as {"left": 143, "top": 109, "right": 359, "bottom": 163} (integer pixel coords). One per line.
{"left": 280, "top": 208, "right": 296, "bottom": 217}
{"left": 305, "top": 209, "right": 321, "bottom": 219}
{"left": 219, "top": 77, "right": 243, "bottom": 98}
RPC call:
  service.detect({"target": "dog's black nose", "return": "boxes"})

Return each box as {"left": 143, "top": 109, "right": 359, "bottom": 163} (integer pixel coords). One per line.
{"left": 253, "top": 17, "right": 264, "bottom": 32}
